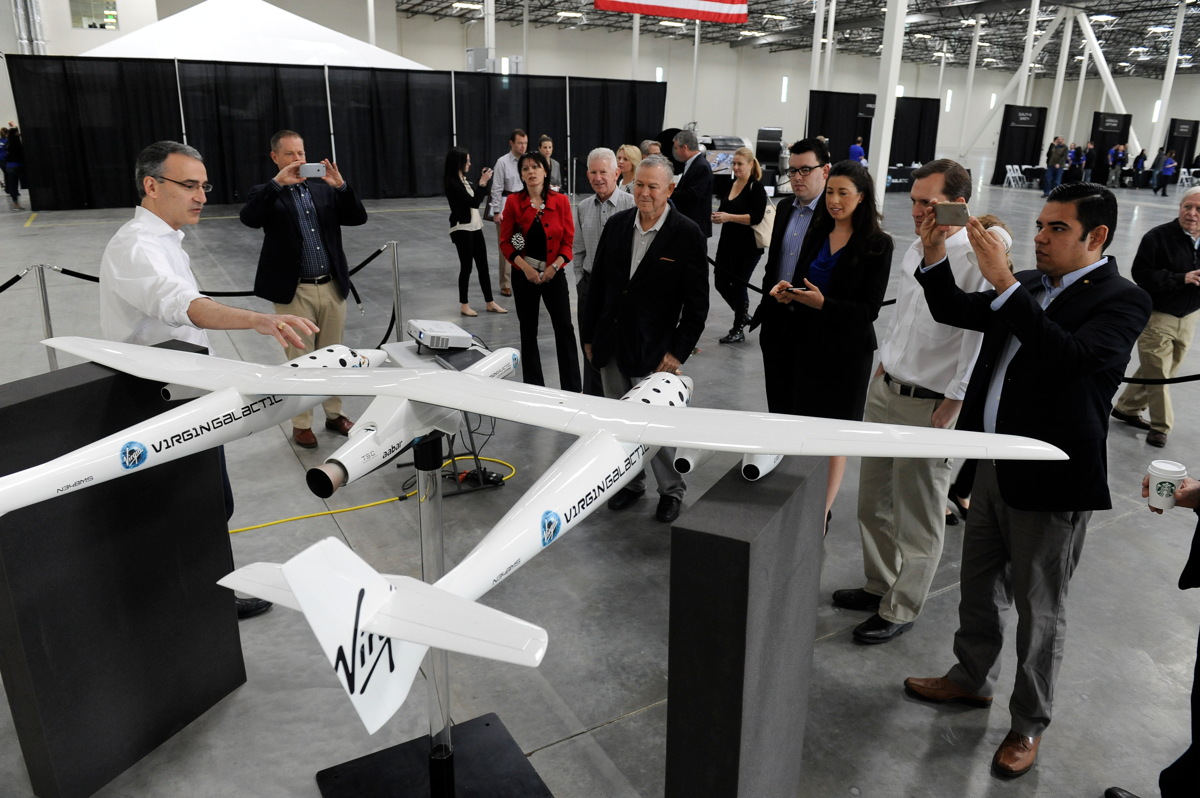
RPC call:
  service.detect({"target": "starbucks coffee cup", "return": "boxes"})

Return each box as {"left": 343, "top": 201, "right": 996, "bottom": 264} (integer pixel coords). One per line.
{"left": 1147, "top": 460, "right": 1187, "bottom": 510}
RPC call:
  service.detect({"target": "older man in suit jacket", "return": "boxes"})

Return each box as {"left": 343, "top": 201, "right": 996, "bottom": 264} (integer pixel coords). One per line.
{"left": 904, "top": 183, "right": 1151, "bottom": 779}
{"left": 240, "top": 129, "right": 368, "bottom": 449}
{"left": 671, "top": 129, "right": 713, "bottom": 238}
{"left": 581, "top": 154, "right": 709, "bottom": 524}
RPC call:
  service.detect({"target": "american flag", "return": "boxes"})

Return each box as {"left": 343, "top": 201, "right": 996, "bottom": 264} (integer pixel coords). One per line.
{"left": 594, "top": 0, "right": 747, "bottom": 24}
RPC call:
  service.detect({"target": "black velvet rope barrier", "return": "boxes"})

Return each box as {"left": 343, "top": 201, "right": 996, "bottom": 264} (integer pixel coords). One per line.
{"left": 1, "top": 256, "right": 1193, "bottom": 385}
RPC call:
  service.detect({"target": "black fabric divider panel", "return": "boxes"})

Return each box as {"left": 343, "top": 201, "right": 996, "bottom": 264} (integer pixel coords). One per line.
{"left": 527, "top": 76, "right": 569, "bottom": 180}
{"left": 7, "top": 55, "right": 667, "bottom": 210}
{"left": 890, "top": 97, "right": 939, "bottom": 167}
{"left": 178, "top": 61, "right": 330, "bottom": 205}
{"left": 6, "top": 55, "right": 182, "bottom": 211}
{"left": 806, "top": 90, "right": 874, "bottom": 163}
{"left": 990, "top": 105, "right": 1046, "bottom": 185}
{"left": 327, "top": 68, "right": 453, "bottom": 198}
{"left": 1165, "top": 118, "right": 1198, "bottom": 178}
{"left": 1086, "top": 112, "right": 1131, "bottom": 186}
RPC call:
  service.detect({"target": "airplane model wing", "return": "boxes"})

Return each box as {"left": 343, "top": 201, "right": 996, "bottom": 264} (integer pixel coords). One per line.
{"left": 44, "top": 337, "right": 1065, "bottom": 461}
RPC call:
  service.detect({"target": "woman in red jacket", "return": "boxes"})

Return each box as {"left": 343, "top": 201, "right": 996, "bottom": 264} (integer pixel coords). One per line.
{"left": 500, "top": 151, "right": 581, "bottom": 391}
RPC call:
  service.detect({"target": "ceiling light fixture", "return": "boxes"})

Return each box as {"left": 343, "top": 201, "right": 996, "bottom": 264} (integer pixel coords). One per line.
{"left": 762, "top": 13, "right": 786, "bottom": 20}
{"left": 739, "top": 30, "right": 765, "bottom": 36}
{"left": 452, "top": 2, "right": 483, "bottom": 8}
{"left": 1090, "top": 14, "right": 1117, "bottom": 23}
{"left": 913, "top": 32, "right": 932, "bottom": 39}
{"left": 659, "top": 20, "right": 686, "bottom": 27}
{"left": 557, "top": 10, "right": 583, "bottom": 17}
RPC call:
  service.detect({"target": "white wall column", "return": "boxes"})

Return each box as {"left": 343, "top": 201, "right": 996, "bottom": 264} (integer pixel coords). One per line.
{"left": 959, "top": 9, "right": 1063, "bottom": 156}
{"left": 959, "top": 14, "right": 981, "bottom": 156}
{"left": 1046, "top": 15, "right": 1071, "bottom": 140}
{"left": 870, "top": 0, "right": 906, "bottom": 202}
{"left": 1076, "top": 12, "right": 1140, "bottom": 154}
{"left": 822, "top": 0, "right": 836, "bottom": 91}
{"left": 631, "top": 14, "right": 640, "bottom": 80}
{"left": 484, "top": 0, "right": 496, "bottom": 64}
{"left": 1150, "top": 0, "right": 1186, "bottom": 153}
{"left": 1069, "top": 49, "right": 1088, "bottom": 146}
{"left": 691, "top": 22, "right": 701, "bottom": 125}
{"left": 810, "top": 0, "right": 824, "bottom": 92}
{"left": 1017, "top": 0, "right": 1040, "bottom": 106}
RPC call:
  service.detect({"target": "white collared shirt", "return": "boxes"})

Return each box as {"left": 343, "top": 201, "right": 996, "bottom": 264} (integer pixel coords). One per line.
{"left": 490, "top": 151, "right": 524, "bottom": 214}
{"left": 631, "top": 205, "right": 671, "bottom": 272}
{"left": 880, "top": 227, "right": 987, "bottom": 399}
{"left": 574, "top": 189, "right": 635, "bottom": 281}
{"left": 99, "top": 205, "right": 208, "bottom": 348}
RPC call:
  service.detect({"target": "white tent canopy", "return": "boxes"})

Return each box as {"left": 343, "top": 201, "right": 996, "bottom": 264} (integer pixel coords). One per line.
{"left": 80, "top": 0, "right": 429, "bottom": 70}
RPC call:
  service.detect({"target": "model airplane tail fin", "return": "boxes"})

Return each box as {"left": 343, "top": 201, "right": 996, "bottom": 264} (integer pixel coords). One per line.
{"left": 219, "top": 538, "right": 547, "bottom": 734}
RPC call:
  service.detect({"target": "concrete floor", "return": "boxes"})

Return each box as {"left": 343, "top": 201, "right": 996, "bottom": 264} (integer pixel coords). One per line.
{"left": 0, "top": 164, "right": 1196, "bottom": 798}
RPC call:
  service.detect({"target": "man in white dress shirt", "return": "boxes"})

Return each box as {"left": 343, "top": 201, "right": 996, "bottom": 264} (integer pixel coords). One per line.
{"left": 838, "top": 159, "right": 987, "bottom": 644}
{"left": 100, "top": 140, "right": 315, "bottom": 350}
{"left": 99, "top": 140, "right": 316, "bottom": 621}
{"left": 490, "top": 129, "right": 529, "bottom": 297}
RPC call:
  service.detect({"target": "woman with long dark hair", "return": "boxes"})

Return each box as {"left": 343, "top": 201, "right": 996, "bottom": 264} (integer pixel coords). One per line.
{"left": 499, "top": 150, "right": 581, "bottom": 391}
{"left": 711, "top": 146, "right": 768, "bottom": 343}
{"left": 765, "top": 159, "right": 894, "bottom": 517}
{"left": 443, "top": 147, "right": 506, "bottom": 316}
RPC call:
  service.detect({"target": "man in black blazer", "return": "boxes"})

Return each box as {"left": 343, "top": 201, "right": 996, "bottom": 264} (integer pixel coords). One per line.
{"left": 1106, "top": 477, "right": 1200, "bottom": 798}
{"left": 671, "top": 130, "right": 713, "bottom": 238}
{"left": 581, "top": 154, "right": 709, "bottom": 523}
{"left": 752, "top": 137, "right": 831, "bottom": 414}
{"left": 903, "top": 183, "right": 1152, "bottom": 778}
{"left": 240, "top": 130, "right": 368, "bottom": 449}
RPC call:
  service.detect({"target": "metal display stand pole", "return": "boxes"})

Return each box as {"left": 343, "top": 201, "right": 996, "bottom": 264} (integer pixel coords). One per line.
{"left": 390, "top": 241, "right": 404, "bottom": 343}
{"left": 315, "top": 434, "right": 552, "bottom": 798}
{"left": 33, "top": 265, "right": 58, "bottom": 371}
{"left": 414, "top": 433, "right": 455, "bottom": 797}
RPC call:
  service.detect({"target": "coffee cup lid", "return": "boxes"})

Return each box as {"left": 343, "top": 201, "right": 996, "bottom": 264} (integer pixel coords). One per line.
{"left": 1149, "top": 459, "right": 1187, "bottom": 478}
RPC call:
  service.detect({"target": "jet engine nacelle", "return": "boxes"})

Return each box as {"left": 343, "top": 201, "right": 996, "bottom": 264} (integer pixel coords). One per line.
{"left": 741, "top": 453, "right": 784, "bottom": 481}
{"left": 307, "top": 347, "right": 520, "bottom": 498}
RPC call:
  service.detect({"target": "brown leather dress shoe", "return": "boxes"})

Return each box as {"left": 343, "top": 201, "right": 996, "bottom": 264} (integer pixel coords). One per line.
{"left": 903, "top": 676, "right": 993, "bottom": 707}
{"left": 325, "top": 415, "right": 354, "bottom": 436}
{"left": 992, "top": 730, "right": 1039, "bottom": 777}
{"left": 293, "top": 427, "right": 318, "bottom": 448}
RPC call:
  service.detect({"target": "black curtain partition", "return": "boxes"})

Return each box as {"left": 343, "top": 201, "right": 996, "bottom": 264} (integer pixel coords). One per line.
{"left": 1087, "top": 112, "right": 1131, "bottom": 187}
{"left": 990, "top": 105, "right": 1047, "bottom": 186}
{"left": 178, "top": 61, "right": 331, "bottom": 206}
{"left": 1164, "top": 118, "right": 1198, "bottom": 176}
{"left": 4, "top": 55, "right": 667, "bottom": 211}
{"left": 806, "top": 90, "right": 874, "bottom": 164}
{"left": 7, "top": 56, "right": 182, "bottom": 210}
{"left": 890, "top": 97, "right": 938, "bottom": 167}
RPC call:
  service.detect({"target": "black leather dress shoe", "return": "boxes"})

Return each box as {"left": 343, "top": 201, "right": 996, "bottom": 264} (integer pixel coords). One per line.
{"left": 1103, "top": 789, "right": 1143, "bottom": 798}
{"left": 656, "top": 495, "right": 682, "bottom": 523}
{"left": 607, "top": 487, "right": 645, "bottom": 511}
{"left": 1111, "top": 408, "right": 1152, "bottom": 430}
{"left": 853, "top": 613, "right": 914, "bottom": 644}
{"left": 832, "top": 587, "right": 882, "bottom": 611}
{"left": 236, "top": 597, "right": 273, "bottom": 620}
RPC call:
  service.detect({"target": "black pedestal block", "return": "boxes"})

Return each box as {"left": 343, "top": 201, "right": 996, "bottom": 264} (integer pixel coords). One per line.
{"left": 0, "top": 344, "right": 245, "bottom": 798}
{"left": 316, "top": 713, "right": 553, "bottom": 797}
{"left": 665, "top": 456, "right": 826, "bottom": 797}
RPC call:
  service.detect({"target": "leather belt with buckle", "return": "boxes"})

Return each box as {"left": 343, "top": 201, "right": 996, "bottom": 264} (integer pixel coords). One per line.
{"left": 883, "top": 372, "right": 944, "bottom": 401}
{"left": 298, "top": 274, "right": 332, "bottom": 285}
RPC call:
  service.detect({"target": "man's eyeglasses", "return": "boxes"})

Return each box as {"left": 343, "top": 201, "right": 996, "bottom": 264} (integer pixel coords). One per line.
{"left": 154, "top": 175, "right": 213, "bottom": 193}
{"left": 786, "top": 166, "right": 820, "bottom": 177}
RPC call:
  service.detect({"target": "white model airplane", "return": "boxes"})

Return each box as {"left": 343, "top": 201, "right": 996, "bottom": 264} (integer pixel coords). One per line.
{"left": 0, "top": 337, "right": 1066, "bottom": 734}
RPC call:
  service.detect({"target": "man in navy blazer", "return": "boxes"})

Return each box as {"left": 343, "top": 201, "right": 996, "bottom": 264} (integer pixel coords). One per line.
{"left": 581, "top": 154, "right": 709, "bottom": 523}
{"left": 903, "top": 183, "right": 1151, "bottom": 778}
{"left": 671, "top": 130, "right": 713, "bottom": 238}
{"left": 240, "top": 130, "right": 368, "bottom": 449}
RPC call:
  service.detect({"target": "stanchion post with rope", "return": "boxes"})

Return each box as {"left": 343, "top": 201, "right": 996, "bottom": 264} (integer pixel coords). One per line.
{"left": 33, "top": 265, "right": 58, "bottom": 371}
{"left": 390, "top": 240, "right": 404, "bottom": 344}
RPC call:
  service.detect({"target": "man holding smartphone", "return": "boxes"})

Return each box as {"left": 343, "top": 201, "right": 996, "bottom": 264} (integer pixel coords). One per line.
{"left": 240, "top": 129, "right": 368, "bottom": 449}
{"left": 838, "top": 160, "right": 986, "bottom": 644}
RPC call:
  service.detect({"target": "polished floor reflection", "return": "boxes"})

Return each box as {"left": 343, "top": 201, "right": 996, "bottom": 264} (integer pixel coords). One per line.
{"left": 0, "top": 163, "right": 1194, "bottom": 797}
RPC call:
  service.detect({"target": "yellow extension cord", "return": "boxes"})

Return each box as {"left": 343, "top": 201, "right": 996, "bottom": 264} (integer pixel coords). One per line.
{"left": 228, "top": 455, "right": 516, "bottom": 534}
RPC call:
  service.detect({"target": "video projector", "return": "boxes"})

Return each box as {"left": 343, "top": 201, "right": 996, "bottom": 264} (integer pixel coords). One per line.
{"left": 405, "top": 319, "right": 474, "bottom": 350}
